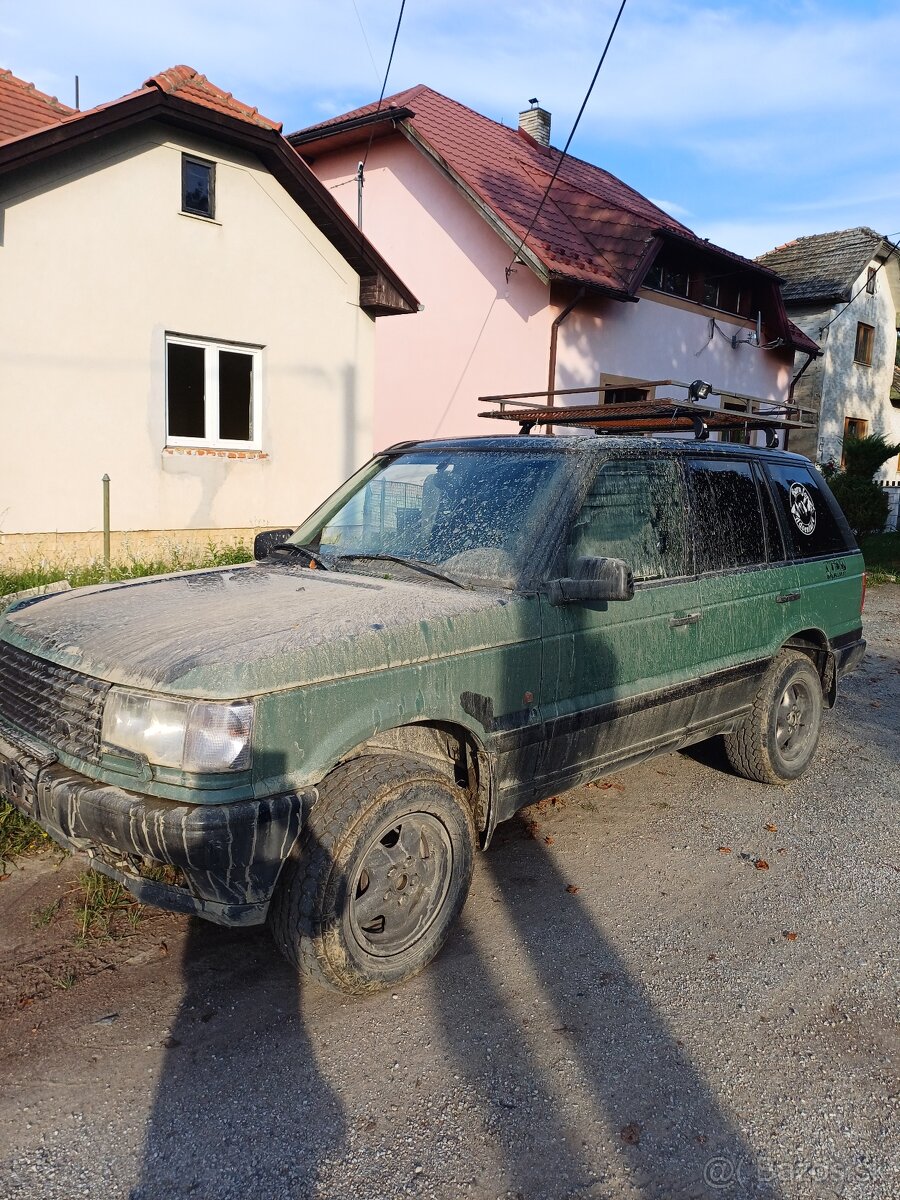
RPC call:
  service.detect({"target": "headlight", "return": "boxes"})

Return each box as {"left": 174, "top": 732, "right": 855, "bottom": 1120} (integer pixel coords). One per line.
{"left": 102, "top": 690, "right": 253, "bottom": 773}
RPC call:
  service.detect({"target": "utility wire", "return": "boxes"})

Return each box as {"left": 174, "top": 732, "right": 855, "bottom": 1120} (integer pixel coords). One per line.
{"left": 360, "top": 0, "right": 406, "bottom": 175}
{"left": 350, "top": 0, "right": 382, "bottom": 84}
{"left": 506, "top": 0, "right": 629, "bottom": 285}
{"left": 817, "top": 235, "right": 900, "bottom": 337}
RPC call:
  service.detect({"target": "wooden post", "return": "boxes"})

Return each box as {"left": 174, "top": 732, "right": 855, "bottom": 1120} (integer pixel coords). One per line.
{"left": 102, "top": 474, "right": 111, "bottom": 579}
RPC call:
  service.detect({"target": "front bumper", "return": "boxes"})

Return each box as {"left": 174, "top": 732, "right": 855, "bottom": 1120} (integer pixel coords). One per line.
{"left": 0, "top": 726, "right": 315, "bottom": 926}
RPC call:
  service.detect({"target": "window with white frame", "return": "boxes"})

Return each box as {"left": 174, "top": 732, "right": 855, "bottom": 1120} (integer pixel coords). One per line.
{"left": 166, "top": 336, "right": 261, "bottom": 449}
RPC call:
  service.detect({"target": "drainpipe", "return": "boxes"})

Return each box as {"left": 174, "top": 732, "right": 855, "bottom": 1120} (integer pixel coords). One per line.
{"left": 786, "top": 349, "right": 817, "bottom": 453}
{"left": 788, "top": 349, "right": 815, "bottom": 402}
{"left": 547, "top": 288, "right": 586, "bottom": 426}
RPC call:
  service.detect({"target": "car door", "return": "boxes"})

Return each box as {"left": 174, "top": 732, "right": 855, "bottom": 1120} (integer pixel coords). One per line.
{"left": 684, "top": 454, "right": 800, "bottom": 730}
{"left": 536, "top": 452, "right": 702, "bottom": 794}
{"left": 762, "top": 458, "right": 864, "bottom": 647}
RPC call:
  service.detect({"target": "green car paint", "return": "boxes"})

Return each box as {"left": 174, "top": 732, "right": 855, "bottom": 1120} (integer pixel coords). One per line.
{"left": 0, "top": 437, "right": 866, "bottom": 926}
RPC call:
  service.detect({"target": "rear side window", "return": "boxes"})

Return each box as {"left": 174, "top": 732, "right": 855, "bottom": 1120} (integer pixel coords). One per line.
{"left": 569, "top": 457, "right": 692, "bottom": 581}
{"left": 686, "top": 459, "right": 766, "bottom": 572}
{"left": 764, "top": 462, "right": 855, "bottom": 558}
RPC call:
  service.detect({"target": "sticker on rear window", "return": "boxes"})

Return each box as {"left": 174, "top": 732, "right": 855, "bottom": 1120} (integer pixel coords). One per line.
{"left": 789, "top": 482, "right": 816, "bottom": 536}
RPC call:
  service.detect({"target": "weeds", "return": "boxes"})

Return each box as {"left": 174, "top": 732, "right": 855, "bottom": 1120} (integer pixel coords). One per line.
{"left": 0, "top": 799, "right": 49, "bottom": 869}
{"left": 31, "top": 898, "right": 62, "bottom": 928}
{"left": 72, "top": 870, "right": 143, "bottom": 942}
{"left": 0, "top": 538, "right": 252, "bottom": 602}
{"left": 860, "top": 532, "right": 900, "bottom": 585}
{"left": 54, "top": 970, "right": 77, "bottom": 990}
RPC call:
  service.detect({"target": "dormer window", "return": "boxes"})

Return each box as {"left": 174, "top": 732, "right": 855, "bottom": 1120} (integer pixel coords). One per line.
{"left": 182, "top": 155, "right": 215, "bottom": 219}
{"left": 644, "top": 248, "right": 755, "bottom": 319}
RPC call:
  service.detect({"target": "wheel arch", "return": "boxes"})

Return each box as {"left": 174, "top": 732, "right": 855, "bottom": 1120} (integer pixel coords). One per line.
{"left": 340, "top": 720, "right": 496, "bottom": 844}
{"left": 783, "top": 628, "right": 837, "bottom": 708}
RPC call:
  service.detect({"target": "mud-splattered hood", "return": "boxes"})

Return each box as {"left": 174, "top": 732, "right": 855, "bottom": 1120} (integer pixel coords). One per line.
{"left": 1, "top": 564, "right": 527, "bottom": 698}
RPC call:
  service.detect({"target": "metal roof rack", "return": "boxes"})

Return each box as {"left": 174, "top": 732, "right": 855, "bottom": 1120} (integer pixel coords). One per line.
{"left": 478, "top": 380, "right": 816, "bottom": 448}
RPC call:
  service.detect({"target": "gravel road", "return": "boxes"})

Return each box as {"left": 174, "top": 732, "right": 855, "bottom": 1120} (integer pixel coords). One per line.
{"left": 0, "top": 587, "right": 897, "bottom": 1200}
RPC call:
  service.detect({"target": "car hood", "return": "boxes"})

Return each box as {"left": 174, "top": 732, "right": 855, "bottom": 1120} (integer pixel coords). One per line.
{"left": 1, "top": 563, "right": 528, "bottom": 698}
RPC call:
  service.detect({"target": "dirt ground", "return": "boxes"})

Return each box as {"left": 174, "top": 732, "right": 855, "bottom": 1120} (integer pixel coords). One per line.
{"left": 0, "top": 588, "right": 897, "bottom": 1200}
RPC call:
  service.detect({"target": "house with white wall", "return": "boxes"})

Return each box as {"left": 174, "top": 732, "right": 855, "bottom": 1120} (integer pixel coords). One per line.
{"left": 291, "top": 86, "right": 818, "bottom": 450}
{"left": 758, "top": 227, "right": 900, "bottom": 486}
{"left": 0, "top": 67, "right": 417, "bottom": 566}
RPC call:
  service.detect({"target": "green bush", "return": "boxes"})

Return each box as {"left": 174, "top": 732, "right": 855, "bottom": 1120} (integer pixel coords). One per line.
{"left": 842, "top": 434, "right": 900, "bottom": 480}
{"left": 829, "top": 474, "right": 890, "bottom": 540}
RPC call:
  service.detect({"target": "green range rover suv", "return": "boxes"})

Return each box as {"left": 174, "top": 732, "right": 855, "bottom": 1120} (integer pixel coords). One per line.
{"left": 0, "top": 437, "right": 866, "bottom": 993}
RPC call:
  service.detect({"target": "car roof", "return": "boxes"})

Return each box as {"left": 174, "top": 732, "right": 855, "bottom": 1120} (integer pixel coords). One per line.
{"left": 380, "top": 434, "right": 812, "bottom": 465}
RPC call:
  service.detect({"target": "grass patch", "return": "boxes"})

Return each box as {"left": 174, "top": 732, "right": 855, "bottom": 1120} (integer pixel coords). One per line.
{"left": 0, "top": 539, "right": 252, "bottom": 602}
{"left": 0, "top": 799, "right": 50, "bottom": 869}
{"left": 860, "top": 532, "right": 900, "bottom": 584}
{"left": 31, "top": 897, "right": 62, "bottom": 928}
{"left": 72, "top": 870, "right": 143, "bottom": 943}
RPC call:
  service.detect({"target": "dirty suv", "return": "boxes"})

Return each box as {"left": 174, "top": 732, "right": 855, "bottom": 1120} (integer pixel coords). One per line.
{"left": 0, "top": 438, "right": 866, "bottom": 993}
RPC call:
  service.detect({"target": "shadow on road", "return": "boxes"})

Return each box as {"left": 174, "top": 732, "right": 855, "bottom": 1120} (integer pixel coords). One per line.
{"left": 129, "top": 919, "right": 346, "bottom": 1200}
{"left": 431, "top": 814, "right": 783, "bottom": 1199}
{"left": 131, "top": 818, "right": 782, "bottom": 1199}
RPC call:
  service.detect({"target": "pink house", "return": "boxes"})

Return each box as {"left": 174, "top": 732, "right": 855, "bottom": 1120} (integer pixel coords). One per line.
{"left": 291, "top": 86, "right": 818, "bottom": 450}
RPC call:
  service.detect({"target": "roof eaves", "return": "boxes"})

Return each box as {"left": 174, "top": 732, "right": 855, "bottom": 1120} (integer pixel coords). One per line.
{"left": 657, "top": 225, "right": 780, "bottom": 280}
{"left": 288, "top": 106, "right": 416, "bottom": 148}
{"left": 546, "top": 269, "right": 634, "bottom": 302}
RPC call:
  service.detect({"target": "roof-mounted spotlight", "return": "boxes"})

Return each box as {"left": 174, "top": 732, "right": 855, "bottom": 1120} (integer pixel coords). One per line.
{"left": 688, "top": 379, "right": 712, "bottom": 402}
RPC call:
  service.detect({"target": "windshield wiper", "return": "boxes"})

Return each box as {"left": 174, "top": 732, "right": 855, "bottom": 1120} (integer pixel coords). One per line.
{"left": 335, "top": 554, "right": 468, "bottom": 589}
{"left": 269, "top": 543, "right": 330, "bottom": 571}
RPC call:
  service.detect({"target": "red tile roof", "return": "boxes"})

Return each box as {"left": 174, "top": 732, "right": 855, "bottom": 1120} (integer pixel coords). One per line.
{"left": 0, "top": 64, "right": 280, "bottom": 149}
{"left": 0, "top": 68, "right": 74, "bottom": 141}
{"left": 294, "top": 86, "right": 818, "bottom": 356}
{"left": 294, "top": 85, "right": 771, "bottom": 298}
{"left": 143, "top": 65, "right": 281, "bottom": 132}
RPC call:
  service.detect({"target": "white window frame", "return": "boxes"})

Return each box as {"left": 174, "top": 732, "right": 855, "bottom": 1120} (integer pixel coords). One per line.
{"left": 165, "top": 334, "right": 262, "bottom": 450}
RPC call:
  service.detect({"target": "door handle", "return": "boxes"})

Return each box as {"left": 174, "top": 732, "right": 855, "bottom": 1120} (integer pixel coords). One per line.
{"left": 776, "top": 590, "right": 801, "bottom": 604}
{"left": 669, "top": 612, "right": 701, "bottom": 627}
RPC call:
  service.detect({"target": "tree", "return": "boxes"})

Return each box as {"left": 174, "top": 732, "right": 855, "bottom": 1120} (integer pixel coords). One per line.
{"left": 829, "top": 434, "right": 900, "bottom": 539}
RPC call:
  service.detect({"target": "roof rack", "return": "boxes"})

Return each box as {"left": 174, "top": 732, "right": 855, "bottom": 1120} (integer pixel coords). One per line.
{"left": 478, "top": 380, "right": 816, "bottom": 448}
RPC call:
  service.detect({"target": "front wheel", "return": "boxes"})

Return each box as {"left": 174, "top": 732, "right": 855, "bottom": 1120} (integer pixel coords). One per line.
{"left": 724, "top": 649, "right": 824, "bottom": 785}
{"left": 269, "top": 755, "right": 476, "bottom": 994}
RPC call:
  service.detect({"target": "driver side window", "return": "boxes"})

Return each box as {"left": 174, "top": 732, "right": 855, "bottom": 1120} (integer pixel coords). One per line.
{"left": 568, "top": 457, "right": 692, "bottom": 581}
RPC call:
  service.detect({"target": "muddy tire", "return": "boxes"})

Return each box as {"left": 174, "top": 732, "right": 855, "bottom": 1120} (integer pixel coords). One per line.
{"left": 269, "top": 755, "right": 476, "bottom": 994}
{"left": 724, "top": 650, "right": 824, "bottom": 785}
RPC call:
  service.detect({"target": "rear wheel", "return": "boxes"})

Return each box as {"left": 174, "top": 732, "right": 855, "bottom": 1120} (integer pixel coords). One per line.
{"left": 724, "top": 650, "right": 824, "bottom": 785}
{"left": 269, "top": 755, "right": 476, "bottom": 994}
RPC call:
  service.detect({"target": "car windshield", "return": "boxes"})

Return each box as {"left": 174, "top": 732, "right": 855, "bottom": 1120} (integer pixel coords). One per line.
{"left": 287, "top": 449, "right": 568, "bottom": 586}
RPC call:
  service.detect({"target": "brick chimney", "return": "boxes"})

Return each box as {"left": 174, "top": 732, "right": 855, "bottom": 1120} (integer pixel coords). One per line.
{"left": 518, "top": 101, "right": 551, "bottom": 147}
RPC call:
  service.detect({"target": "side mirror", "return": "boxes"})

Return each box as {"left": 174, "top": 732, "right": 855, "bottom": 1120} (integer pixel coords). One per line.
{"left": 549, "top": 556, "right": 634, "bottom": 605}
{"left": 254, "top": 528, "right": 294, "bottom": 560}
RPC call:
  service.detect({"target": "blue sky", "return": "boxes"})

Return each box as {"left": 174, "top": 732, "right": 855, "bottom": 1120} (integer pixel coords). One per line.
{"left": 2, "top": 0, "right": 898, "bottom": 257}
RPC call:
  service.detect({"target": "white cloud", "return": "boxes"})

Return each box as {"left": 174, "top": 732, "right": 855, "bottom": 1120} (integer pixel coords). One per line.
{"left": 3, "top": 0, "right": 899, "bottom": 256}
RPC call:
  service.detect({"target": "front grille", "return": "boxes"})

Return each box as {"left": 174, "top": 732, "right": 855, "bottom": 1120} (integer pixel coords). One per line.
{"left": 0, "top": 641, "right": 110, "bottom": 764}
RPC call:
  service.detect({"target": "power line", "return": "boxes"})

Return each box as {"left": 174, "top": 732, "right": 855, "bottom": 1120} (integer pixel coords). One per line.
{"left": 360, "top": 0, "right": 406, "bottom": 175}
{"left": 506, "top": 0, "right": 629, "bottom": 287}
{"left": 350, "top": 0, "right": 382, "bottom": 85}
{"left": 818, "top": 235, "right": 900, "bottom": 337}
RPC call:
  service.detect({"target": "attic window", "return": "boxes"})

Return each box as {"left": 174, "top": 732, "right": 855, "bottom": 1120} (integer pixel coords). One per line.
{"left": 866, "top": 267, "right": 877, "bottom": 295}
{"left": 644, "top": 249, "right": 753, "bottom": 318}
{"left": 644, "top": 260, "right": 689, "bottom": 299}
{"left": 182, "top": 155, "right": 215, "bottom": 219}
